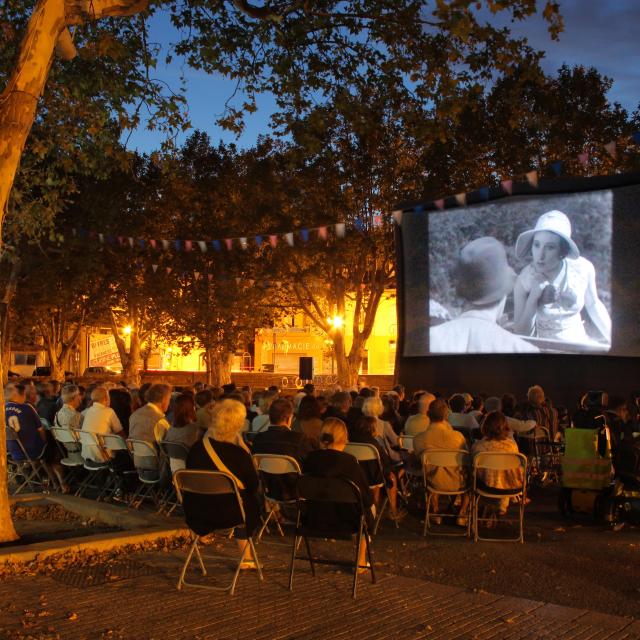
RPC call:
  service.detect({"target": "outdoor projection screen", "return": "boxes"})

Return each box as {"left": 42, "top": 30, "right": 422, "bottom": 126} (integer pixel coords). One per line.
{"left": 398, "top": 175, "right": 640, "bottom": 360}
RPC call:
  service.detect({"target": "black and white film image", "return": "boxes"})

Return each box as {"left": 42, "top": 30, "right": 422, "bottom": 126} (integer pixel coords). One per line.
{"left": 427, "top": 191, "right": 612, "bottom": 355}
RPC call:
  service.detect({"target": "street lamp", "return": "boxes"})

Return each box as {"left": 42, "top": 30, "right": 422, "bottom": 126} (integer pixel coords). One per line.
{"left": 327, "top": 315, "right": 344, "bottom": 330}
{"left": 123, "top": 325, "right": 132, "bottom": 336}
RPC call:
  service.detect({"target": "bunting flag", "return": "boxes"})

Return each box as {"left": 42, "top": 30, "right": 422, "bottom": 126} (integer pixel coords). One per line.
{"left": 194, "top": 271, "right": 200, "bottom": 281}
{"left": 212, "top": 240, "right": 221, "bottom": 252}
{"left": 239, "top": 237, "right": 248, "bottom": 250}
{"left": 454, "top": 193, "right": 466, "bottom": 207}
{"left": 300, "top": 229, "right": 309, "bottom": 242}
{"left": 184, "top": 240, "right": 193, "bottom": 252}
{"left": 500, "top": 179, "right": 513, "bottom": 195}
{"left": 551, "top": 161, "right": 563, "bottom": 176}
{"left": 128, "top": 237, "right": 134, "bottom": 248}
{"left": 197, "top": 240, "right": 207, "bottom": 253}
{"left": 138, "top": 239, "right": 145, "bottom": 249}
{"left": 578, "top": 152, "right": 589, "bottom": 167}
{"left": 174, "top": 240, "right": 182, "bottom": 251}
{"left": 269, "top": 234, "right": 278, "bottom": 248}
{"left": 225, "top": 238, "right": 233, "bottom": 251}
{"left": 285, "top": 232, "right": 294, "bottom": 246}
{"left": 392, "top": 210, "right": 403, "bottom": 225}
{"left": 150, "top": 239, "right": 157, "bottom": 249}
{"left": 633, "top": 132, "right": 640, "bottom": 144}
{"left": 478, "top": 187, "right": 490, "bottom": 201}
{"left": 255, "top": 235, "right": 263, "bottom": 247}
{"left": 335, "top": 223, "right": 346, "bottom": 238}
{"left": 161, "top": 239, "right": 169, "bottom": 250}
{"left": 434, "top": 199, "right": 445, "bottom": 211}
{"left": 207, "top": 273, "right": 213, "bottom": 281}
{"left": 118, "top": 236, "right": 124, "bottom": 246}
{"left": 98, "top": 233, "right": 104, "bottom": 244}
{"left": 604, "top": 141, "right": 617, "bottom": 159}
{"left": 166, "top": 267, "right": 172, "bottom": 274}
{"left": 151, "top": 264, "right": 158, "bottom": 273}
{"left": 526, "top": 170, "right": 539, "bottom": 188}
{"left": 318, "top": 226, "right": 328, "bottom": 239}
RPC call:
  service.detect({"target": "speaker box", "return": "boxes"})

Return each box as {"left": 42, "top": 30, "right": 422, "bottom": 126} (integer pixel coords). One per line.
{"left": 299, "top": 357, "right": 313, "bottom": 380}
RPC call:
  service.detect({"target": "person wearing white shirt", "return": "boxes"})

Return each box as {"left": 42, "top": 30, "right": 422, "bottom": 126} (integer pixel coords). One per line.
{"left": 484, "top": 397, "right": 536, "bottom": 436}
{"left": 81, "top": 386, "right": 123, "bottom": 462}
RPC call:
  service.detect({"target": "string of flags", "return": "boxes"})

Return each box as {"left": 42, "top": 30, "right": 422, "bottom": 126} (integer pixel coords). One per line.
{"left": 392, "top": 132, "right": 640, "bottom": 224}
{"left": 71, "top": 222, "right": 349, "bottom": 253}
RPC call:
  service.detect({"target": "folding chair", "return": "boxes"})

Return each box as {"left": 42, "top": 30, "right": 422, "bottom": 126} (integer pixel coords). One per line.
{"left": 74, "top": 430, "right": 112, "bottom": 499}
{"left": 399, "top": 435, "right": 414, "bottom": 453}
{"left": 5, "top": 426, "right": 52, "bottom": 494}
{"left": 422, "top": 449, "right": 471, "bottom": 537}
{"left": 126, "top": 438, "right": 163, "bottom": 509}
{"left": 174, "top": 469, "right": 264, "bottom": 595}
{"left": 289, "top": 475, "right": 375, "bottom": 600}
{"left": 158, "top": 440, "right": 191, "bottom": 515}
{"left": 472, "top": 451, "right": 527, "bottom": 543}
{"left": 50, "top": 426, "right": 84, "bottom": 487}
{"left": 101, "top": 433, "right": 138, "bottom": 501}
{"left": 344, "top": 442, "right": 394, "bottom": 534}
{"left": 252, "top": 453, "right": 301, "bottom": 540}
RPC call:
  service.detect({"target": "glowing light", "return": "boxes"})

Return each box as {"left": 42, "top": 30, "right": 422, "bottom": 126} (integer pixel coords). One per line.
{"left": 328, "top": 315, "right": 344, "bottom": 330}
{"left": 123, "top": 325, "right": 132, "bottom": 336}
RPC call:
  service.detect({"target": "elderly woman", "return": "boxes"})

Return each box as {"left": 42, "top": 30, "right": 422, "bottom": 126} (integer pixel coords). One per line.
{"left": 362, "top": 396, "right": 402, "bottom": 464}
{"left": 250, "top": 390, "right": 278, "bottom": 433}
{"left": 186, "top": 399, "right": 261, "bottom": 569}
{"left": 513, "top": 210, "right": 611, "bottom": 346}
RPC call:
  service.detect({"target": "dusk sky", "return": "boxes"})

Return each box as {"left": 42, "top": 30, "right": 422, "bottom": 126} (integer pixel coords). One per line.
{"left": 126, "top": 0, "right": 640, "bottom": 153}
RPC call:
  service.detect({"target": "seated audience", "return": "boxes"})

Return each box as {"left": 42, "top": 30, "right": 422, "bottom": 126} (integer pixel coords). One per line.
{"left": 483, "top": 397, "right": 535, "bottom": 436}
{"left": 109, "top": 387, "right": 132, "bottom": 436}
{"left": 81, "top": 386, "right": 123, "bottom": 463}
{"left": 381, "top": 393, "right": 404, "bottom": 435}
{"left": 522, "top": 385, "right": 558, "bottom": 440}
{"left": 185, "top": 399, "right": 261, "bottom": 569}
{"left": 295, "top": 395, "right": 323, "bottom": 447}
{"left": 362, "top": 396, "right": 401, "bottom": 464}
{"left": 194, "top": 389, "right": 215, "bottom": 433}
{"left": 448, "top": 394, "right": 480, "bottom": 437}
{"left": 251, "top": 390, "right": 278, "bottom": 433}
{"left": 164, "top": 393, "right": 202, "bottom": 473}
{"left": 129, "top": 383, "right": 172, "bottom": 443}
{"left": 36, "top": 381, "right": 58, "bottom": 426}
{"left": 403, "top": 392, "right": 435, "bottom": 436}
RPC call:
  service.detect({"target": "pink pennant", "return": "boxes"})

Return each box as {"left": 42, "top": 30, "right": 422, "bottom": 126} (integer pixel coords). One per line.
{"left": 194, "top": 271, "right": 200, "bottom": 280}
{"left": 269, "top": 234, "right": 278, "bottom": 248}
{"left": 578, "top": 152, "right": 589, "bottom": 167}
{"left": 500, "top": 180, "right": 513, "bottom": 195}
{"left": 392, "top": 210, "right": 403, "bottom": 225}
{"left": 149, "top": 239, "right": 157, "bottom": 249}
{"left": 184, "top": 240, "right": 193, "bottom": 252}
{"left": 118, "top": 236, "right": 124, "bottom": 246}
{"left": 166, "top": 267, "right": 172, "bottom": 274}
{"left": 434, "top": 199, "right": 445, "bottom": 211}
{"left": 225, "top": 238, "right": 233, "bottom": 251}
{"left": 373, "top": 215, "right": 382, "bottom": 227}
{"left": 317, "top": 226, "right": 328, "bottom": 240}
{"left": 604, "top": 141, "right": 617, "bottom": 159}
{"left": 207, "top": 273, "right": 213, "bottom": 281}
{"left": 526, "top": 170, "right": 538, "bottom": 188}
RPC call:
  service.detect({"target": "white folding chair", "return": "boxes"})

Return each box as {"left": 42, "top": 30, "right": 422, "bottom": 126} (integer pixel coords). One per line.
{"left": 158, "top": 440, "right": 191, "bottom": 515}
{"left": 472, "top": 451, "right": 527, "bottom": 543}
{"left": 422, "top": 449, "right": 471, "bottom": 537}
{"left": 344, "top": 442, "right": 394, "bottom": 534}
{"left": 252, "top": 453, "right": 301, "bottom": 540}
{"left": 5, "top": 426, "right": 52, "bottom": 494}
{"left": 126, "top": 438, "right": 163, "bottom": 509}
{"left": 75, "top": 430, "right": 111, "bottom": 499}
{"left": 50, "top": 426, "right": 84, "bottom": 487}
{"left": 174, "top": 469, "right": 263, "bottom": 595}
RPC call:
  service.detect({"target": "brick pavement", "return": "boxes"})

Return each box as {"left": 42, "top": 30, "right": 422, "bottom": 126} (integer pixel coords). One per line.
{"left": 0, "top": 542, "right": 638, "bottom": 640}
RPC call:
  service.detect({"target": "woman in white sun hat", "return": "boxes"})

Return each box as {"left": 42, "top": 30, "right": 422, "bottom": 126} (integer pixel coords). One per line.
{"left": 512, "top": 210, "right": 611, "bottom": 346}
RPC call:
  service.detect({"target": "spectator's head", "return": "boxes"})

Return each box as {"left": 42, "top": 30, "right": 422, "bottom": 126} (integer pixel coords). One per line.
{"left": 4, "top": 383, "right": 25, "bottom": 403}
{"left": 147, "top": 383, "right": 172, "bottom": 413}
{"left": 173, "top": 393, "right": 197, "bottom": 428}
{"left": 448, "top": 394, "right": 466, "bottom": 413}
{"left": 392, "top": 384, "right": 405, "bottom": 400}
{"left": 269, "top": 398, "right": 294, "bottom": 427}
{"left": 453, "top": 237, "right": 516, "bottom": 308}
{"left": 362, "top": 396, "right": 383, "bottom": 418}
{"left": 61, "top": 384, "right": 81, "bottom": 408}
{"left": 607, "top": 395, "right": 628, "bottom": 421}
{"left": 24, "top": 383, "right": 38, "bottom": 405}
{"left": 259, "top": 390, "right": 278, "bottom": 415}
{"left": 428, "top": 398, "right": 449, "bottom": 423}
{"left": 194, "top": 382, "right": 205, "bottom": 392}
{"left": 195, "top": 389, "right": 214, "bottom": 409}
{"left": 352, "top": 415, "right": 377, "bottom": 439}
{"left": 359, "top": 387, "right": 373, "bottom": 399}
{"left": 319, "top": 418, "right": 348, "bottom": 451}
{"left": 463, "top": 393, "right": 473, "bottom": 410}
{"left": 527, "top": 385, "right": 545, "bottom": 407}
{"left": 303, "top": 383, "right": 315, "bottom": 396}
{"left": 481, "top": 410, "right": 511, "bottom": 440}
{"left": 210, "top": 399, "right": 247, "bottom": 442}
{"left": 298, "top": 395, "right": 322, "bottom": 421}
{"left": 331, "top": 391, "right": 352, "bottom": 414}
{"left": 222, "top": 383, "right": 236, "bottom": 395}
{"left": 384, "top": 391, "right": 400, "bottom": 412}
{"left": 484, "top": 397, "right": 501, "bottom": 413}
{"left": 501, "top": 393, "right": 517, "bottom": 417}
{"left": 418, "top": 392, "right": 435, "bottom": 415}
{"left": 139, "top": 382, "right": 152, "bottom": 405}
{"left": 91, "top": 386, "right": 110, "bottom": 406}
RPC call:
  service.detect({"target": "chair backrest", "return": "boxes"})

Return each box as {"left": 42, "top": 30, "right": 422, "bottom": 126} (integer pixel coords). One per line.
{"left": 40, "top": 417, "right": 51, "bottom": 429}
{"left": 101, "top": 433, "right": 129, "bottom": 452}
{"left": 51, "top": 426, "right": 78, "bottom": 445}
{"left": 127, "top": 438, "right": 159, "bottom": 460}
{"left": 5, "top": 425, "right": 18, "bottom": 442}
{"left": 473, "top": 451, "right": 527, "bottom": 472}
{"left": 253, "top": 453, "right": 301, "bottom": 475}
{"left": 159, "top": 440, "right": 190, "bottom": 461}
{"left": 422, "top": 448, "right": 470, "bottom": 469}
{"left": 344, "top": 442, "right": 380, "bottom": 463}
{"left": 297, "top": 475, "right": 362, "bottom": 506}
{"left": 77, "top": 429, "right": 102, "bottom": 447}
{"left": 400, "top": 435, "right": 414, "bottom": 452}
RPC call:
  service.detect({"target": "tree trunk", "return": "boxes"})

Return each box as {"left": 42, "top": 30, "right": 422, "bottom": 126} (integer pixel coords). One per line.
{"left": 333, "top": 331, "right": 360, "bottom": 388}
{"left": 206, "top": 349, "right": 232, "bottom": 388}
{"left": 0, "top": 357, "right": 19, "bottom": 542}
{"left": 121, "top": 332, "right": 141, "bottom": 386}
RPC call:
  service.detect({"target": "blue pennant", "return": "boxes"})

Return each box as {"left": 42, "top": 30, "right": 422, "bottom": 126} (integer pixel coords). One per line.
{"left": 551, "top": 161, "right": 563, "bottom": 176}
{"left": 478, "top": 187, "right": 490, "bottom": 201}
{"left": 212, "top": 240, "right": 221, "bottom": 252}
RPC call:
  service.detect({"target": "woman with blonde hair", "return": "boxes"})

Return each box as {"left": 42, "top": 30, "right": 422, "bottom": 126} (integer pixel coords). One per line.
{"left": 362, "top": 396, "right": 402, "bottom": 464}
{"left": 186, "top": 399, "right": 261, "bottom": 569}
{"left": 302, "top": 418, "right": 374, "bottom": 572}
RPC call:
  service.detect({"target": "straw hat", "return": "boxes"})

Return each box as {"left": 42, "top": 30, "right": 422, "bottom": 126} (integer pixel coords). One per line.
{"left": 515, "top": 210, "right": 579, "bottom": 261}
{"left": 454, "top": 237, "right": 516, "bottom": 306}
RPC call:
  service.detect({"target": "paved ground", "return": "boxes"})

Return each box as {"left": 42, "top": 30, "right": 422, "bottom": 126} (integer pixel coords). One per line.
{"left": 0, "top": 532, "right": 639, "bottom": 640}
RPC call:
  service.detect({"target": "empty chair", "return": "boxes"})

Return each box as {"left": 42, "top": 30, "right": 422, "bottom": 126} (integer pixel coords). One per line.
{"left": 289, "top": 475, "right": 375, "bottom": 600}
{"left": 50, "top": 426, "right": 84, "bottom": 487}
{"left": 472, "top": 451, "right": 527, "bottom": 543}
{"left": 174, "top": 469, "right": 263, "bottom": 595}
{"left": 253, "top": 453, "right": 301, "bottom": 540}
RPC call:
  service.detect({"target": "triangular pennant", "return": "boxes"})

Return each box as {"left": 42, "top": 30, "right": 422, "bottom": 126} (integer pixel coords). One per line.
{"left": 194, "top": 271, "right": 200, "bottom": 280}
{"left": 98, "top": 233, "right": 104, "bottom": 244}
{"left": 335, "top": 223, "right": 346, "bottom": 238}
{"left": 106, "top": 234, "right": 115, "bottom": 245}
{"left": 247, "top": 279, "right": 255, "bottom": 287}
{"left": 149, "top": 239, "right": 157, "bottom": 249}
{"left": 300, "top": 229, "right": 309, "bottom": 242}
{"left": 578, "top": 152, "right": 589, "bottom": 167}
{"left": 392, "top": 210, "right": 403, "bottom": 225}
{"left": 212, "top": 240, "right": 221, "bottom": 252}
{"left": 166, "top": 267, "right": 172, "bottom": 274}
{"left": 269, "top": 234, "right": 278, "bottom": 248}
{"left": 318, "top": 226, "right": 328, "bottom": 239}
{"left": 207, "top": 273, "right": 213, "bottom": 281}
{"left": 184, "top": 240, "right": 193, "bottom": 252}
{"left": 354, "top": 218, "right": 365, "bottom": 231}
{"left": 454, "top": 193, "right": 467, "bottom": 207}
{"left": 235, "top": 277, "right": 241, "bottom": 285}
{"left": 255, "top": 235, "right": 263, "bottom": 247}
{"left": 161, "top": 239, "right": 169, "bottom": 250}
{"left": 128, "top": 237, "right": 134, "bottom": 248}
{"left": 500, "top": 179, "right": 513, "bottom": 195}
{"left": 478, "top": 187, "right": 490, "bottom": 201}
{"left": 197, "top": 240, "right": 207, "bottom": 253}
{"left": 373, "top": 215, "right": 382, "bottom": 227}
{"left": 551, "top": 161, "right": 563, "bottom": 176}
{"left": 72, "top": 229, "right": 77, "bottom": 238}
{"left": 285, "top": 232, "right": 294, "bottom": 246}
{"left": 138, "top": 238, "right": 145, "bottom": 249}
{"left": 526, "top": 170, "right": 538, "bottom": 188}
{"left": 604, "top": 141, "right": 617, "bottom": 159}
{"left": 174, "top": 239, "right": 182, "bottom": 251}
{"left": 633, "top": 132, "right": 640, "bottom": 144}
{"left": 239, "top": 237, "right": 248, "bottom": 250}
{"left": 434, "top": 199, "right": 445, "bottom": 210}
{"left": 151, "top": 264, "right": 158, "bottom": 273}
{"left": 118, "top": 236, "right": 124, "bottom": 246}
{"left": 225, "top": 238, "right": 233, "bottom": 251}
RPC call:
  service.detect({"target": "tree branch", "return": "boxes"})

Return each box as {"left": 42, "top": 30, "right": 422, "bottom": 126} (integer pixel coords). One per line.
{"left": 64, "top": 0, "right": 149, "bottom": 25}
